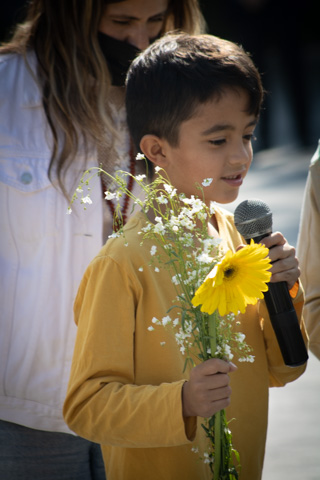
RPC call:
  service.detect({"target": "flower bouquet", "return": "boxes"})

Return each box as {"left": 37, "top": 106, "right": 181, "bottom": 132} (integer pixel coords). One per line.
{"left": 69, "top": 158, "right": 272, "bottom": 479}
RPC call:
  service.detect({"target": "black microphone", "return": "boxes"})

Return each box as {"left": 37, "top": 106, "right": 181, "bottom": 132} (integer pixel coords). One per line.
{"left": 234, "top": 199, "right": 308, "bottom": 367}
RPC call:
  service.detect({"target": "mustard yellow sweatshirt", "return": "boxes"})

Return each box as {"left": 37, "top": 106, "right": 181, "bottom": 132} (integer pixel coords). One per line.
{"left": 64, "top": 208, "right": 307, "bottom": 480}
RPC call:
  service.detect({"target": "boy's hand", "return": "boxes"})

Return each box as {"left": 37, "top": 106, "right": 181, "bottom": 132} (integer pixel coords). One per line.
{"left": 260, "top": 232, "right": 300, "bottom": 289}
{"left": 182, "top": 358, "right": 237, "bottom": 418}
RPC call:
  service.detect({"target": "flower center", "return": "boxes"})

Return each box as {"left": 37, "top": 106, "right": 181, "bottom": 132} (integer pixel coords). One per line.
{"left": 223, "top": 266, "right": 236, "bottom": 280}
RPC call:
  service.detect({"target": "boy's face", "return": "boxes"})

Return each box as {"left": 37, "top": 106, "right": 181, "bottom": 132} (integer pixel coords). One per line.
{"left": 153, "top": 88, "right": 257, "bottom": 206}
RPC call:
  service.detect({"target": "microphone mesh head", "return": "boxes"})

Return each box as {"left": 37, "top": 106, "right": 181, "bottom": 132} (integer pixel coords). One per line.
{"left": 234, "top": 199, "right": 273, "bottom": 240}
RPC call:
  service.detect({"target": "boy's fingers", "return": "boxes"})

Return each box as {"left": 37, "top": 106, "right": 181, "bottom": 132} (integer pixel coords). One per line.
{"left": 198, "top": 358, "right": 237, "bottom": 376}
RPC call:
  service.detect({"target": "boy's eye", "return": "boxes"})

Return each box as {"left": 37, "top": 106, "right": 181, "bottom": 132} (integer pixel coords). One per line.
{"left": 243, "top": 133, "right": 257, "bottom": 142}
{"left": 209, "top": 138, "right": 226, "bottom": 146}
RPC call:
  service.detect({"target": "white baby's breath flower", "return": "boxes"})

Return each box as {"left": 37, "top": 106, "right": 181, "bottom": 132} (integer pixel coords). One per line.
{"left": 105, "top": 191, "right": 117, "bottom": 200}
{"left": 66, "top": 207, "right": 72, "bottom": 215}
{"left": 236, "top": 332, "right": 246, "bottom": 343}
{"left": 223, "top": 344, "right": 234, "bottom": 361}
{"left": 136, "top": 153, "right": 145, "bottom": 160}
{"left": 150, "top": 245, "right": 157, "bottom": 256}
{"left": 191, "top": 447, "right": 199, "bottom": 454}
{"left": 171, "top": 274, "right": 181, "bottom": 286}
{"left": 202, "top": 178, "right": 213, "bottom": 187}
{"left": 157, "top": 194, "right": 168, "bottom": 204}
{"left": 138, "top": 267, "right": 144, "bottom": 272}
{"left": 155, "top": 166, "right": 161, "bottom": 172}
{"left": 160, "top": 342, "right": 166, "bottom": 346}
{"left": 148, "top": 326, "right": 154, "bottom": 331}
{"left": 239, "top": 355, "right": 255, "bottom": 363}
{"left": 141, "top": 223, "right": 152, "bottom": 232}
{"left": 76, "top": 186, "right": 83, "bottom": 193}
{"left": 81, "top": 195, "right": 92, "bottom": 204}
{"left": 197, "top": 253, "right": 214, "bottom": 264}
{"left": 152, "top": 317, "right": 161, "bottom": 325}
{"left": 154, "top": 267, "right": 160, "bottom": 273}
{"left": 136, "top": 174, "right": 146, "bottom": 181}
{"left": 163, "top": 183, "right": 177, "bottom": 197}
{"left": 162, "top": 315, "right": 171, "bottom": 326}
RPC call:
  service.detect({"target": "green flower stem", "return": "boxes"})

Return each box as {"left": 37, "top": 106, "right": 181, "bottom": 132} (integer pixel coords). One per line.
{"left": 208, "top": 312, "right": 221, "bottom": 480}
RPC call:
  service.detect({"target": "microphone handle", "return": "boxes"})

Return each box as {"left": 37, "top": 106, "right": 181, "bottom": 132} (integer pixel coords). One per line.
{"left": 248, "top": 234, "right": 308, "bottom": 367}
{"left": 264, "top": 283, "right": 308, "bottom": 367}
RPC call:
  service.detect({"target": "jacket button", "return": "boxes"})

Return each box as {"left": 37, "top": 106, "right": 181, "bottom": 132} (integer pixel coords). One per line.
{"left": 20, "top": 172, "right": 33, "bottom": 184}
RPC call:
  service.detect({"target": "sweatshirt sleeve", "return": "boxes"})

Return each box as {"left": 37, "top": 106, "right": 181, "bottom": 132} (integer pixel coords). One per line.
{"left": 63, "top": 254, "right": 193, "bottom": 448}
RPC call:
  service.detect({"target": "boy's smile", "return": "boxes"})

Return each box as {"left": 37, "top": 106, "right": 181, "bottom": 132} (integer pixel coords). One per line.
{"left": 152, "top": 88, "right": 257, "bottom": 206}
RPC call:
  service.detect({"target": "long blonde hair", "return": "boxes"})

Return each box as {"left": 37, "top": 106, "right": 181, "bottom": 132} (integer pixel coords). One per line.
{"left": 0, "top": 0, "right": 205, "bottom": 193}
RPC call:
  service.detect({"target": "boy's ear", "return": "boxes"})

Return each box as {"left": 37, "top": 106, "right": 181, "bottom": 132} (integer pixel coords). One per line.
{"left": 139, "top": 134, "right": 169, "bottom": 168}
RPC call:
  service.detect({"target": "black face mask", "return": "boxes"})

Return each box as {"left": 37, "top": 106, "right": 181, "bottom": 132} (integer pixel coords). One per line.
{"left": 97, "top": 32, "right": 141, "bottom": 87}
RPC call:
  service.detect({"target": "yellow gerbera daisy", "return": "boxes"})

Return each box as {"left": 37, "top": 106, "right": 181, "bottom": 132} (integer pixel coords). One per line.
{"left": 192, "top": 240, "right": 272, "bottom": 316}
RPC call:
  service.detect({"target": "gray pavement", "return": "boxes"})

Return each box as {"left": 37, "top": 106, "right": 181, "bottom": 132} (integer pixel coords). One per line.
{"left": 226, "top": 145, "right": 320, "bottom": 480}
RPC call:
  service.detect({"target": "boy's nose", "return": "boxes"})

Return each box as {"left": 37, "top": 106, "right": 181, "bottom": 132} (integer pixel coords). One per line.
{"left": 229, "top": 142, "right": 252, "bottom": 166}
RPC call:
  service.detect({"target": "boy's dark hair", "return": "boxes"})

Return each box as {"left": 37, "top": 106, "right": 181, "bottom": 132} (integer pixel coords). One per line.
{"left": 126, "top": 33, "right": 263, "bottom": 153}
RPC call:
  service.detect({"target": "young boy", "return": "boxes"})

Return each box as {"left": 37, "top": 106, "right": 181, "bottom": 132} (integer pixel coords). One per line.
{"left": 63, "top": 34, "right": 307, "bottom": 480}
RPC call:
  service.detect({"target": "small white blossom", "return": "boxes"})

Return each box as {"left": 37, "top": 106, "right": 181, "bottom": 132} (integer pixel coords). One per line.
{"left": 66, "top": 207, "right": 72, "bottom": 215}
{"left": 136, "top": 174, "right": 146, "bottom": 181}
{"left": 76, "top": 186, "right": 83, "bottom": 193}
{"left": 150, "top": 245, "right": 157, "bottom": 256}
{"left": 171, "top": 274, "right": 181, "bottom": 286}
{"left": 153, "top": 219, "right": 165, "bottom": 234}
{"left": 202, "top": 178, "right": 213, "bottom": 187}
{"left": 138, "top": 267, "right": 144, "bottom": 272}
{"left": 141, "top": 223, "right": 152, "bottom": 232}
{"left": 156, "top": 194, "right": 168, "bottom": 204}
{"left": 163, "top": 183, "right": 177, "bottom": 197}
{"left": 155, "top": 166, "right": 161, "bottom": 172}
{"left": 105, "top": 191, "right": 117, "bottom": 200}
{"left": 161, "top": 315, "right": 171, "bottom": 326}
{"left": 148, "top": 326, "right": 154, "bottom": 331}
{"left": 239, "top": 355, "right": 255, "bottom": 363}
{"left": 136, "top": 153, "right": 145, "bottom": 160}
{"left": 209, "top": 202, "right": 216, "bottom": 215}
{"left": 160, "top": 342, "right": 166, "bottom": 346}
{"left": 154, "top": 267, "right": 160, "bottom": 273}
{"left": 236, "top": 332, "right": 246, "bottom": 343}
{"left": 81, "top": 195, "right": 92, "bottom": 204}
{"left": 223, "top": 344, "right": 234, "bottom": 361}
{"left": 152, "top": 317, "right": 161, "bottom": 325}
{"left": 191, "top": 447, "right": 199, "bottom": 454}
{"left": 197, "top": 253, "right": 215, "bottom": 264}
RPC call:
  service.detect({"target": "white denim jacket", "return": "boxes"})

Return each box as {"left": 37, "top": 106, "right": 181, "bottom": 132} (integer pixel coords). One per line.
{"left": 0, "top": 51, "right": 104, "bottom": 433}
